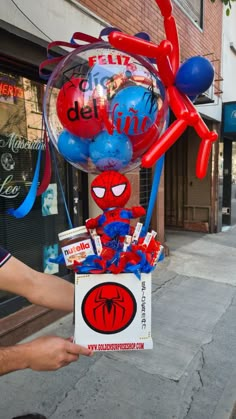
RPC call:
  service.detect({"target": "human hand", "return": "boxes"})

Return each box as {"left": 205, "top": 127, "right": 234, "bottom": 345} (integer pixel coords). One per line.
{"left": 85, "top": 218, "right": 97, "bottom": 229}
{"left": 24, "top": 335, "right": 93, "bottom": 371}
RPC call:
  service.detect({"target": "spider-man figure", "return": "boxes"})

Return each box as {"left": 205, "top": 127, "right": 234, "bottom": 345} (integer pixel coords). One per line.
{"left": 86, "top": 171, "right": 146, "bottom": 245}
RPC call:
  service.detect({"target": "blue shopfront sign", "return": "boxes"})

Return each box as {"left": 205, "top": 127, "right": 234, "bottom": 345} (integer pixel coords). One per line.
{"left": 223, "top": 102, "right": 236, "bottom": 134}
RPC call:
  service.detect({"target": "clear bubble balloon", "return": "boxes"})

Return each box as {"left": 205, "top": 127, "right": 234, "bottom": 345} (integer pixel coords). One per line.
{"left": 44, "top": 42, "right": 168, "bottom": 173}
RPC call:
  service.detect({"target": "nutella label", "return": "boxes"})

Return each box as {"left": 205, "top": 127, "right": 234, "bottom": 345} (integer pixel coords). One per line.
{"left": 62, "top": 239, "right": 94, "bottom": 266}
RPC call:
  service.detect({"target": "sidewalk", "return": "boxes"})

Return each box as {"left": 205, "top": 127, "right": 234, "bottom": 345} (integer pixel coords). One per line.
{"left": 1, "top": 227, "right": 236, "bottom": 419}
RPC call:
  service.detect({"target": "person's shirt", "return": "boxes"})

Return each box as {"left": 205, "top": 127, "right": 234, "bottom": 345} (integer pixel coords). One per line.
{"left": 0, "top": 247, "right": 12, "bottom": 267}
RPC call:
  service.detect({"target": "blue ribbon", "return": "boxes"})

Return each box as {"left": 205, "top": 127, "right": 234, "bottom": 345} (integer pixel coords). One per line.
{"left": 49, "top": 253, "right": 65, "bottom": 264}
{"left": 143, "top": 111, "right": 170, "bottom": 233}
{"left": 143, "top": 155, "right": 164, "bottom": 233}
{"left": 7, "top": 145, "right": 42, "bottom": 218}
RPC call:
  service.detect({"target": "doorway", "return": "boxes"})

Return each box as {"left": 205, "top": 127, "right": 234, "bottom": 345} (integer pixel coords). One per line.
{"left": 165, "top": 131, "right": 188, "bottom": 228}
{"left": 222, "top": 138, "right": 236, "bottom": 226}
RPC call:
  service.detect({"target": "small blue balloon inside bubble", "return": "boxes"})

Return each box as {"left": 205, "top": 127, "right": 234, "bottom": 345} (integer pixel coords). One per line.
{"left": 58, "top": 130, "right": 90, "bottom": 163}
{"left": 89, "top": 130, "right": 133, "bottom": 172}
{"left": 111, "top": 85, "right": 158, "bottom": 136}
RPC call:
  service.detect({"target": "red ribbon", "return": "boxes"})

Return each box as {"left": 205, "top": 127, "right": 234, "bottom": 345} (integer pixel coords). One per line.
{"left": 36, "top": 131, "right": 52, "bottom": 196}
{"left": 39, "top": 33, "right": 101, "bottom": 79}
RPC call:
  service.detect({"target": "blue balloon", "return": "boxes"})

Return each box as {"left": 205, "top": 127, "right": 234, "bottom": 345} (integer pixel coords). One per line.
{"left": 188, "top": 95, "right": 198, "bottom": 103}
{"left": 175, "top": 56, "right": 214, "bottom": 96}
{"left": 58, "top": 130, "right": 89, "bottom": 163}
{"left": 111, "top": 85, "right": 158, "bottom": 136}
{"left": 89, "top": 130, "right": 133, "bottom": 172}
{"left": 134, "top": 32, "right": 151, "bottom": 41}
{"left": 99, "top": 27, "right": 121, "bottom": 38}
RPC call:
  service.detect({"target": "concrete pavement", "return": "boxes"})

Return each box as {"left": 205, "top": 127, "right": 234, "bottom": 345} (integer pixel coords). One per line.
{"left": 1, "top": 227, "right": 236, "bottom": 419}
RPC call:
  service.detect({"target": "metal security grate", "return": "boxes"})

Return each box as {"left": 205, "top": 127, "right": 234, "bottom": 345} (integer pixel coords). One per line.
{"left": 139, "top": 168, "right": 152, "bottom": 223}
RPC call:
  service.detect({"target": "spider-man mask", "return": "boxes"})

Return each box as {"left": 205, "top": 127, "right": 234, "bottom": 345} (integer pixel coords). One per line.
{"left": 91, "top": 171, "right": 131, "bottom": 210}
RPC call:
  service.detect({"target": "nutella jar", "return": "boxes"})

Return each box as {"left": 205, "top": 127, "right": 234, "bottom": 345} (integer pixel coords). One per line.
{"left": 58, "top": 226, "right": 94, "bottom": 269}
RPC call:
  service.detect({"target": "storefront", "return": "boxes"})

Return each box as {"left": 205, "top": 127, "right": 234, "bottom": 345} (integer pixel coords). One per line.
{"left": 164, "top": 113, "right": 220, "bottom": 234}
{"left": 0, "top": 25, "right": 88, "bottom": 343}
{"left": 222, "top": 102, "right": 236, "bottom": 227}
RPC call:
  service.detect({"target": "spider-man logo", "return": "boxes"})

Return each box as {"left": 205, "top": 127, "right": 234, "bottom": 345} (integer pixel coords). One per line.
{"left": 82, "top": 282, "right": 137, "bottom": 334}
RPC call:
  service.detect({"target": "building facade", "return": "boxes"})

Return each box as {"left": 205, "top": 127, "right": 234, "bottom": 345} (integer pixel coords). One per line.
{"left": 220, "top": 6, "right": 236, "bottom": 228}
{"left": 0, "top": 0, "right": 107, "bottom": 343}
{"left": 0, "top": 0, "right": 224, "bottom": 342}
{"left": 78, "top": 0, "right": 223, "bottom": 235}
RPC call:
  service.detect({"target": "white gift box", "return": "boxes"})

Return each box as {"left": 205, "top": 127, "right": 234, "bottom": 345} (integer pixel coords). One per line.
{"left": 74, "top": 272, "right": 153, "bottom": 351}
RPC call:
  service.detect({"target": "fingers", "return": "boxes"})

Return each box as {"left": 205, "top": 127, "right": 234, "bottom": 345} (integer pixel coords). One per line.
{"left": 61, "top": 347, "right": 92, "bottom": 369}
{"left": 24, "top": 336, "right": 93, "bottom": 372}
{"left": 64, "top": 354, "right": 79, "bottom": 364}
{"left": 66, "top": 337, "right": 94, "bottom": 357}
{"left": 66, "top": 341, "right": 93, "bottom": 357}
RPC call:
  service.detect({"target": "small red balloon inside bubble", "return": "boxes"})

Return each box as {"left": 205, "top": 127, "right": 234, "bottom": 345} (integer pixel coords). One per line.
{"left": 56, "top": 77, "right": 103, "bottom": 139}
{"left": 44, "top": 43, "right": 168, "bottom": 174}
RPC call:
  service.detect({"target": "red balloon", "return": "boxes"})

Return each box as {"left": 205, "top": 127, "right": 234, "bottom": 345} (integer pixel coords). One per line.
{"left": 56, "top": 78, "right": 104, "bottom": 138}
{"left": 108, "top": 32, "right": 160, "bottom": 58}
{"left": 129, "top": 107, "right": 166, "bottom": 160}
{"left": 163, "top": 16, "right": 180, "bottom": 75}
{"left": 196, "top": 131, "right": 218, "bottom": 179}
{"left": 156, "top": 40, "right": 175, "bottom": 86}
{"left": 130, "top": 123, "right": 160, "bottom": 161}
{"left": 142, "top": 119, "right": 187, "bottom": 168}
{"left": 155, "top": 0, "right": 172, "bottom": 17}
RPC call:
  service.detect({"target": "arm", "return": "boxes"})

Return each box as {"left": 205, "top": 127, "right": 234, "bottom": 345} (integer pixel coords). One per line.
{"left": 86, "top": 213, "right": 106, "bottom": 229}
{"left": 130, "top": 206, "right": 146, "bottom": 218}
{"left": 0, "top": 252, "right": 93, "bottom": 376}
{"left": 0, "top": 256, "right": 74, "bottom": 312}
{"left": 0, "top": 335, "right": 93, "bottom": 376}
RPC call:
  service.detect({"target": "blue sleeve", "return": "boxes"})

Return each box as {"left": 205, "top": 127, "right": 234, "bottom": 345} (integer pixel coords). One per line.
{"left": 120, "top": 209, "right": 132, "bottom": 219}
{"left": 97, "top": 213, "right": 106, "bottom": 226}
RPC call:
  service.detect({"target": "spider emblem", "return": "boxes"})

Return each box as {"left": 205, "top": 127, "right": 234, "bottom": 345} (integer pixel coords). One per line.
{"left": 93, "top": 287, "right": 125, "bottom": 324}
{"left": 143, "top": 84, "right": 158, "bottom": 115}
{"left": 82, "top": 282, "right": 137, "bottom": 334}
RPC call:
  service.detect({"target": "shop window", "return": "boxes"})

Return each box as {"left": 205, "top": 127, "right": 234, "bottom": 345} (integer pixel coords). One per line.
{"left": 0, "top": 69, "right": 87, "bottom": 317}
{"left": 174, "top": 0, "right": 203, "bottom": 28}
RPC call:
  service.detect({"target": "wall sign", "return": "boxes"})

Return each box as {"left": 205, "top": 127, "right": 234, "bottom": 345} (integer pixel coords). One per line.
{"left": 0, "top": 82, "right": 24, "bottom": 99}
{"left": 0, "top": 133, "right": 43, "bottom": 199}
{"left": 223, "top": 102, "right": 236, "bottom": 134}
